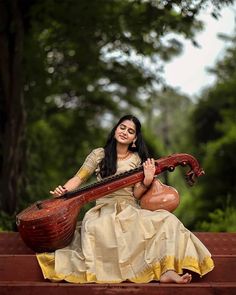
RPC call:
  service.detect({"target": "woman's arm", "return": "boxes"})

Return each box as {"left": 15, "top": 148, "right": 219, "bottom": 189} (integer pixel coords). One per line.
{"left": 49, "top": 148, "right": 104, "bottom": 198}
{"left": 50, "top": 175, "right": 83, "bottom": 197}
{"left": 133, "top": 181, "right": 151, "bottom": 199}
{"left": 133, "top": 158, "right": 156, "bottom": 199}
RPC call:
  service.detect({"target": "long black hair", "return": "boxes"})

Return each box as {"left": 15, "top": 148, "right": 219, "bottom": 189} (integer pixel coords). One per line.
{"left": 99, "top": 114, "right": 149, "bottom": 178}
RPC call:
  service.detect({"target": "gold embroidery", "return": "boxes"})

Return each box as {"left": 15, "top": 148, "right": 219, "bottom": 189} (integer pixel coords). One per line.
{"left": 75, "top": 167, "right": 91, "bottom": 182}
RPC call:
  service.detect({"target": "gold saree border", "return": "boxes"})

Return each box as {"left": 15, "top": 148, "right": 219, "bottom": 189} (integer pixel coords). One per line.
{"left": 36, "top": 253, "right": 214, "bottom": 284}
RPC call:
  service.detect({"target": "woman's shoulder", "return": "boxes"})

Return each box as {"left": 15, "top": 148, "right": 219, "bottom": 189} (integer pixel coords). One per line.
{"left": 91, "top": 147, "right": 104, "bottom": 155}
{"left": 89, "top": 147, "right": 105, "bottom": 160}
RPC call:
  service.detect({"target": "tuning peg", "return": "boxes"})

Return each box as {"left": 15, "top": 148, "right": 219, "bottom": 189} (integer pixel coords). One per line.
{"left": 168, "top": 166, "right": 175, "bottom": 172}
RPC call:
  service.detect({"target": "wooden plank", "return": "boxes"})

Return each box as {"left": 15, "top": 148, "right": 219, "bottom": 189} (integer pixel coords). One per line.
{"left": 0, "top": 232, "right": 33, "bottom": 254}
{"left": 1, "top": 232, "right": 236, "bottom": 255}
{"left": 194, "top": 232, "right": 236, "bottom": 255}
{"left": 0, "top": 282, "right": 236, "bottom": 295}
{"left": 0, "top": 255, "right": 44, "bottom": 281}
{"left": 1, "top": 232, "right": 236, "bottom": 294}
{"left": 0, "top": 254, "right": 236, "bottom": 282}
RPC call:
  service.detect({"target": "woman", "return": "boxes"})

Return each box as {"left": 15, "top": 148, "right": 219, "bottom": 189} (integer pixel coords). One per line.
{"left": 37, "top": 114, "right": 214, "bottom": 284}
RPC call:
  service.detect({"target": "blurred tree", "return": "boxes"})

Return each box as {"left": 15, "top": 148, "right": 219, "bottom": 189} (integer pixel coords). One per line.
{"left": 139, "top": 87, "right": 200, "bottom": 229}
{"left": 0, "top": 0, "right": 234, "bottom": 217}
{"left": 145, "top": 87, "right": 193, "bottom": 152}
{"left": 0, "top": 0, "right": 26, "bottom": 214}
{"left": 191, "top": 33, "right": 236, "bottom": 225}
{"left": 141, "top": 87, "right": 193, "bottom": 183}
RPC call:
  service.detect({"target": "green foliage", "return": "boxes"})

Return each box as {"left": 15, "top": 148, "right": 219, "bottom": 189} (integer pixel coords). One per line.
{"left": 198, "top": 207, "right": 236, "bottom": 232}
{"left": 22, "top": 0, "right": 211, "bottom": 122}
{"left": 138, "top": 87, "right": 205, "bottom": 230}
{"left": 1, "top": 0, "right": 235, "bottom": 229}
{"left": 0, "top": 211, "right": 16, "bottom": 232}
{"left": 18, "top": 0, "right": 215, "bottom": 212}
{"left": 21, "top": 109, "right": 106, "bottom": 210}
{"left": 208, "top": 34, "right": 236, "bottom": 82}
{"left": 189, "top": 31, "right": 236, "bottom": 226}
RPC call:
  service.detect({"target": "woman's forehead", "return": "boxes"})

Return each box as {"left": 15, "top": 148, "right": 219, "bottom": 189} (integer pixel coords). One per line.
{"left": 119, "top": 120, "right": 136, "bottom": 130}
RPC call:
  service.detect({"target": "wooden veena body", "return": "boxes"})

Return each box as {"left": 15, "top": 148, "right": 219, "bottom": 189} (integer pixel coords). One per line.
{"left": 140, "top": 178, "right": 180, "bottom": 212}
{"left": 16, "top": 153, "right": 204, "bottom": 252}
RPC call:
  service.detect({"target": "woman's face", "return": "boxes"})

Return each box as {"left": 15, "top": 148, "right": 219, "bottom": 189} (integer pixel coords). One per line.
{"left": 114, "top": 119, "right": 137, "bottom": 145}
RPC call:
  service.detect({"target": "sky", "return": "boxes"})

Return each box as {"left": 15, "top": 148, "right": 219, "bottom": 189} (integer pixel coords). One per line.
{"left": 163, "top": 3, "right": 236, "bottom": 97}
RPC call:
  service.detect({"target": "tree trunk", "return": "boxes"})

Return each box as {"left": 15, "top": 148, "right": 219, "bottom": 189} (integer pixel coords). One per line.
{"left": 0, "top": 0, "right": 26, "bottom": 214}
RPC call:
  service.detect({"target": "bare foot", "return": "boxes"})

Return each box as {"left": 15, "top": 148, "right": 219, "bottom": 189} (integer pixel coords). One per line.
{"left": 160, "top": 270, "right": 192, "bottom": 284}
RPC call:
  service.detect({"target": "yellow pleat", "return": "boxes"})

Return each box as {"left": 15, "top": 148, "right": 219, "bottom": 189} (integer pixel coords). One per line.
{"left": 37, "top": 253, "right": 214, "bottom": 284}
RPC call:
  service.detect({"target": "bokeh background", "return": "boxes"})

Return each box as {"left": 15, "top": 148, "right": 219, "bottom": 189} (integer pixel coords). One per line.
{"left": 0, "top": 0, "right": 236, "bottom": 231}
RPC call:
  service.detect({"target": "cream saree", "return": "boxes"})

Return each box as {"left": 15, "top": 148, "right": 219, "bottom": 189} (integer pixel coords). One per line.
{"left": 37, "top": 148, "right": 214, "bottom": 283}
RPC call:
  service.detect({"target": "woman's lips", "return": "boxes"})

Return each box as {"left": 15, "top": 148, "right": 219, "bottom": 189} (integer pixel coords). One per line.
{"left": 119, "top": 135, "right": 127, "bottom": 140}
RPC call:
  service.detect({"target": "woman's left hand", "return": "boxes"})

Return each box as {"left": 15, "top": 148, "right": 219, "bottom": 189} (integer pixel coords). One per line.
{"left": 143, "top": 158, "right": 156, "bottom": 187}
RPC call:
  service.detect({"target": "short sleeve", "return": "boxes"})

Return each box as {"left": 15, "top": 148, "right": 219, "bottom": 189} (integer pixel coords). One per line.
{"left": 75, "top": 148, "right": 104, "bottom": 182}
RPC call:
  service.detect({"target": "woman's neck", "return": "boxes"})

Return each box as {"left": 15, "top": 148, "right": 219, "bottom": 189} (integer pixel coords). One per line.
{"left": 116, "top": 144, "right": 128, "bottom": 155}
{"left": 116, "top": 144, "right": 131, "bottom": 160}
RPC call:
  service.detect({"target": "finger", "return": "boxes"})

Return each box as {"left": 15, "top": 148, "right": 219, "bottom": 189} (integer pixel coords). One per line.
{"left": 144, "top": 159, "right": 155, "bottom": 169}
{"left": 58, "top": 185, "right": 66, "bottom": 191}
{"left": 147, "top": 158, "right": 155, "bottom": 165}
{"left": 50, "top": 185, "right": 67, "bottom": 197}
{"left": 144, "top": 159, "right": 151, "bottom": 166}
{"left": 55, "top": 186, "right": 66, "bottom": 193}
{"left": 147, "top": 158, "right": 152, "bottom": 164}
{"left": 55, "top": 188, "right": 61, "bottom": 194}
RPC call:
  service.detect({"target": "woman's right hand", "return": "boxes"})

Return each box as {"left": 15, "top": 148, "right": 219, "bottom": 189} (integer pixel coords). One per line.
{"left": 143, "top": 158, "right": 155, "bottom": 187}
{"left": 50, "top": 185, "right": 67, "bottom": 198}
